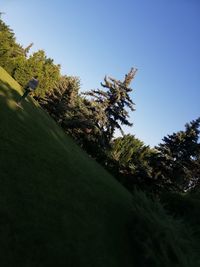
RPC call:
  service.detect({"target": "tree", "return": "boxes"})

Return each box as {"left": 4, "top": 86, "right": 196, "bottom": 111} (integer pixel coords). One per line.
{"left": 13, "top": 50, "right": 61, "bottom": 98}
{"left": 84, "top": 68, "right": 137, "bottom": 148}
{"left": 108, "top": 134, "right": 155, "bottom": 191}
{"left": 0, "top": 18, "right": 60, "bottom": 98}
{"left": 43, "top": 69, "right": 138, "bottom": 158}
{"left": 0, "top": 18, "right": 25, "bottom": 75}
{"left": 150, "top": 118, "right": 200, "bottom": 192}
{"left": 41, "top": 75, "right": 81, "bottom": 122}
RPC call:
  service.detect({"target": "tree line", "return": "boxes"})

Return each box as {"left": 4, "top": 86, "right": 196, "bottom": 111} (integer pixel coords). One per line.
{"left": 1, "top": 16, "right": 199, "bottom": 195}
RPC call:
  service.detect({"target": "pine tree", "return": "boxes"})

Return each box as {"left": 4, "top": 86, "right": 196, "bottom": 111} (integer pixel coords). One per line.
{"left": 84, "top": 68, "right": 137, "bottom": 147}
{"left": 41, "top": 75, "right": 81, "bottom": 122}
{"left": 151, "top": 118, "right": 200, "bottom": 192}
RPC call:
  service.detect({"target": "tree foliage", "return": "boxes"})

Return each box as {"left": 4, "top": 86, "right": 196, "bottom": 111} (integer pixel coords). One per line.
{"left": 41, "top": 69, "right": 138, "bottom": 158}
{"left": 130, "top": 190, "right": 198, "bottom": 267}
{"left": 150, "top": 118, "right": 200, "bottom": 192}
{"left": 0, "top": 17, "right": 61, "bottom": 98}
{"left": 41, "top": 75, "right": 81, "bottom": 122}
{"left": 0, "top": 18, "right": 25, "bottom": 75}
{"left": 83, "top": 68, "right": 137, "bottom": 148}
{"left": 107, "top": 135, "right": 155, "bottom": 191}
{"left": 13, "top": 50, "right": 61, "bottom": 97}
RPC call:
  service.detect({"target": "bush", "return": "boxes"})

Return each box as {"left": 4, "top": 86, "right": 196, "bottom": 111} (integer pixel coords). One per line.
{"left": 129, "top": 190, "right": 199, "bottom": 267}
{"left": 161, "top": 192, "right": 200, "bottom": 239}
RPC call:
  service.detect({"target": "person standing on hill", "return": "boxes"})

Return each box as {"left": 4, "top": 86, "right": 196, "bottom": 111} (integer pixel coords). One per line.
{"left": 18, "top": 76, "right": 39, "bottom": 104}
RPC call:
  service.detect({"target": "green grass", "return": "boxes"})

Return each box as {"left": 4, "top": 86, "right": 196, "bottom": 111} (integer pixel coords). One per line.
{"left": 0, "top": 66, "right": 199, "bottom": 267}
{"left": 0, "top": 66, "right": 134, "bottom": 266}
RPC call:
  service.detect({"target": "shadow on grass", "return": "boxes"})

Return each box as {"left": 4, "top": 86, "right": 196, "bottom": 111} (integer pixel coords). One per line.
{"left": 0, "top": 79, "right": 69, "bottom": 147}
{"left": 0, "top": 79, "right": 21, "bottom": 101}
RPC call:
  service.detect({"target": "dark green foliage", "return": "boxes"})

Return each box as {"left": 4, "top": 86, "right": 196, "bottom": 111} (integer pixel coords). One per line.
{"left": 40, "top": 75, "right": 90, "bottom": 134}
{"left": 40, "top": 75, "right": 103, "bottom": 156}
{"left": 161, "top": 191, "right": 200, "bottom": 239}
{"left": 0, "top": 18, "right": 61, "bottom": 98}
{"left": 150, "top": 118, "right": 200, "bottom": 192}
{"left": 107, "top": 119, "right": 200, "bottom": 194}
{"left": 130, "top": 190, "right": 199, "bottom": 267}
{"left": 41, "top": 75, "right": 81, "bottom": 121}
{"left": 106, "top": 135, "right": 156, "bottom": 191}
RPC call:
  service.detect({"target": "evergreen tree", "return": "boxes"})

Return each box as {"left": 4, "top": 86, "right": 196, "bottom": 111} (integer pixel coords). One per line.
{"left": 0, "top": 18, "right": 25, "bottom": 75}
{"left": 109, "top": 134, "right": 155, "bottom": 190}
{"left": 41, "top": 75, "right": 81, "bottom": 122}
{"left": 151, "top": 118, "right": 200, "bottom": 192}
{"left": 84, "top": 68, "right": 137, "bottom": 148}
{"left": 0, "top": 18, "right": 61, "bottom": 98}
{"left": 43, "top": 69, "right": 138, "bottom": 157}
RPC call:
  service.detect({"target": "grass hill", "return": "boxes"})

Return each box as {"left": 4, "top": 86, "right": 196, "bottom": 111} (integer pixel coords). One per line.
{"left": 0, "top": 66, "right": 134, "bottom": 266}
{"left": 0, "top": 67, "right": 199, "bottom": 267}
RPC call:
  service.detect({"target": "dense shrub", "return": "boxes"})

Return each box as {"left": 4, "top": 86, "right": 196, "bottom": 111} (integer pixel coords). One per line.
{"left": 161, "top": 192, "right": 200, "bottom": 239}
{"left": 129, "top": 191, "right": 199, "bottom": 267}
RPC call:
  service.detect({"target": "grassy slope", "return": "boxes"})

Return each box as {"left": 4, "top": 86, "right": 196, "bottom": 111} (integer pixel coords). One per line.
{"left": 0, "top": 67, "right": 134, "bottom": 267}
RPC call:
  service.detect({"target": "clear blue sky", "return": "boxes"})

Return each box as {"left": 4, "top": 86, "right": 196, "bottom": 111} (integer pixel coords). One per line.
{"left": 1, "top": 0, "right": 200, "bottom": 147}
